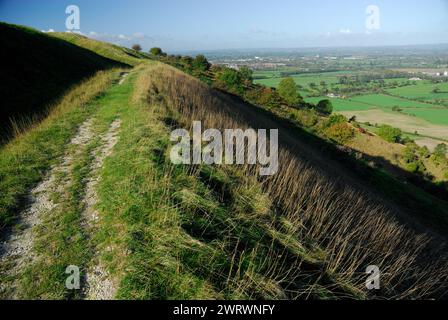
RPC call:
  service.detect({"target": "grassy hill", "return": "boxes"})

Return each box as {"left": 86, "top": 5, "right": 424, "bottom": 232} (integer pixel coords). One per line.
{"left": 0, "top": 23, "right": 132, "bottom": 142}
{"left": 1, "top": 23, "right": 448, "bottom": 300}
{"left": 50, "top": 32, "right": 150, "bottom": 66}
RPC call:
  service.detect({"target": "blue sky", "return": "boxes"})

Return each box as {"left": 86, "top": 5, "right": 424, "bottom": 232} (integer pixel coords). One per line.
{"left": 0, "top": 0, "right": 447, "bottom": 51}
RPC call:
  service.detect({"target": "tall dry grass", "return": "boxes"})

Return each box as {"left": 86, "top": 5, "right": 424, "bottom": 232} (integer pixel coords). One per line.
{"left": 140, "top": 63, "right": 448, "bottom": 299}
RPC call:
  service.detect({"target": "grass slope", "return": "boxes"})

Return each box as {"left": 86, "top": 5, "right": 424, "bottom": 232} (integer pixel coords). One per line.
{"left": 50, "top": 32, "right": 150, "bottom": 66}
{"left": 0, "top": 69, "right": 119, "bottom": 231}
{"left": 0, "top": 22, "right": 127, "bottom": 141}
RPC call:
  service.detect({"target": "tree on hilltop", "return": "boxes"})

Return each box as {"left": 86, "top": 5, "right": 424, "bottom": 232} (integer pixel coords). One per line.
{"left": 150, "top": 47, "right": 165, "bottom": 56}
{"left": 132, "top": 44, "right": 142, "bottom": 52}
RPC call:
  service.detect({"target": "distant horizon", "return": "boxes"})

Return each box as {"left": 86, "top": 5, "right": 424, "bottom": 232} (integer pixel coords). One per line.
{"left": 3, "top": 20, "right": 448, "bottom": 55}
{"left": 172, "top": 42, "right": 448, "bottom": 55}
{"left": 1, "top": 0, "right": 447, "bottom": 51}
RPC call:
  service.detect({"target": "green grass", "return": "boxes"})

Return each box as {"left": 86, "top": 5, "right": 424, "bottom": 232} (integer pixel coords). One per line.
{"left": 50, "top": 32, "right": 150, "bottom": 66}
{"left": 90, "top": 65, "right": 363, "bottom": 300}
{"left": 350, "top": 94, "right": 439, "bottom": 109}
{"left": 307, "top": 93, "right": 448, "bottom": 127}
{"left": 387, "top": 81, "right": 448, "bottom": 102}
{"left": 0, "top": 69, "right": 118, "bottom": 232}
{"left": 306, "top": 96, "right": 374, "bottom": 111}
{"left": 403, "top": 108, "right": 448, "bottom": 126}
{"left": 13, "top": 68, "right": 131, "bottom": 299}
{"left": 254, "top": 71, "right": 355, "bottom": 88}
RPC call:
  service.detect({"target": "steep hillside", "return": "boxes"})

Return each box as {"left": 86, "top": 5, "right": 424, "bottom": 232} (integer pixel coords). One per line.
{"left": 1, "top": 26, "right": 447, "bottom": 300}
{"left": 1, "top": 60, "right": 448, "bottom": 300}
{"left": 0, "top": 23, "right": 128, "bottom": 141}
{"left": 50, "top": 32, "right": 149, "bottom": 66}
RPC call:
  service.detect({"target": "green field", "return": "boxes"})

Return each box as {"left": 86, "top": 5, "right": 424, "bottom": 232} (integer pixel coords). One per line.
{"left": 242, "top": 65, "right": 448, "bottom": 138}
{"left": 350, "top": 94, "right": 438, "bottom": 109}
{"left": 306, "top": 93, "right": 440, "bottom": 112}
{"left": 254, "top": 71, "right": 355, "bottom": 88}
{"left": 306, "top": 96, "right": 374, "bottom": 111}
{"left": 404, "top": 108, "right": 448, "bottom": 126}
{"left": 387, "top": 81, "right": 448, "bottom": 102}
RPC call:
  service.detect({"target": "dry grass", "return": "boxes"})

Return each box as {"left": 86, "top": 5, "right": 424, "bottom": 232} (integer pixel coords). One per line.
{"left": 138, "top": 63, "right": 448, "bottom": 299}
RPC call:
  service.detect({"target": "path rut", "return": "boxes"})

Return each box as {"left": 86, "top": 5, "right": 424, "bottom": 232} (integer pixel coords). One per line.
{"left": 0, "top": 119, "right": 95, "bottom": 298}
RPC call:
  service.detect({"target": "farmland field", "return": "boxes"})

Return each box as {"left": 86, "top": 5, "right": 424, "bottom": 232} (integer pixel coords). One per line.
{"left": 254, "top": 70, "right": 356, "bottom": 88}
{"left": 254, "top": 70, "right": 448, "bottom": 148}
{"left": 306, "top": 96, "right": 374, "bottom": 111}
{"left": 338, "top": 108, "right": 448, "bottom": 141}
{"left": 349, "top": 94, "right": 438, "bottom": 109}
{"left": 387, "top": 81, "right": 448, "bottom": 102}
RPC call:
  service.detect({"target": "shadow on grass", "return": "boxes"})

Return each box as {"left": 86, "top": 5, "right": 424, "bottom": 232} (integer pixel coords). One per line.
{"left": 0, "top": 22, "right": 130, "bottom": 144}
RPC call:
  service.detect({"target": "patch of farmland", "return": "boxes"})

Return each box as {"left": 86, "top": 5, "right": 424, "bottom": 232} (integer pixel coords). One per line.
{"left": 403, "top": 108, "right": 448, "bottom": 126}
{"left": 387, "top": 81, "right": 448, "bottom": 102}
{"left": 338, "top": 108, "right": 448, "bottom": 142}
{"left": 306, "top": 96, "right": 374, "bottom": 111}
{"left": 350, "top": 94, "right": 437, "bottom": 109}
{"left": 254, "top": 71, "right": 356, "bottom": 88}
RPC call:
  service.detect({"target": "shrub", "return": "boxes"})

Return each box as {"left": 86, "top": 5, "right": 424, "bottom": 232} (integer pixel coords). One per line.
{"left": 418, "top": 146, "right": 430, "bottom": 159}
{"left": 315, "top": 99, "right": 333, "bottom": 115}
{"left": 324, "top": 122, "right": 355, "bottom": 144}
{"left": 291, "top": 109, "right": 319, "bottom": 128}
{"left": 278, "top": 77, "right": 303, "bottom": 106}
{"left": 239, "top": 66, "right": 253, "bottom": 84}
{"left": 245, "top": 86, "right": 282, "bottom": 109}
{"left": 378, "top": 124, "right": 402, "bottom": 143}
{"left": 215, "top": 68, "right": 244, "bottom": 95}
{"left": 324, "top": 114, "right": 348, "bottom": 128}
{"left": 403, "top": 145, "right": 427, "bottom": 174}
{"left": 150, "top": 47, "right": 165, "bottom": 56}
{"left": 192, "top": 55, "right": 210, "bottom": 72}
{"left": 434, "top": 143, "right": 447, "bottom": 158}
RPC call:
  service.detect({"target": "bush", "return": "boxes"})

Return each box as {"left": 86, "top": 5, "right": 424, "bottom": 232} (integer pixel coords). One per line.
{"left": 403, "top": 145, "right": 427, "bottom": 174}
{"left": 378, "top": 124, "right": 402, "bottom": 143}
{"left": 150, "top": 47, "right": 165, "bottom": 56}
{"left": 192, "top": 55, "right": 210, "bottom": 72}
{"left": 278, "top": 77, "right": 303, "bottom": 106}
{"left": 215, "top": 69, "right": 245, "bottom": 95}
{"left": 239, "top": 66, "right": 253, "bottom": 84}
{"left": 324, "top": 114, "right": 348, "bottom": 128}
{"left": 315, "top": 99, "right": 333, "bottom": 115}
{"left": 434, "top": 143, "right": 447, "bottom": 158}
{"left": 245, "top": 86, "right": 282, "bottom": 109}
{"left": 324, "top": 122, "right": 355, "bottom": 144}
{"left": 291, "top": 109, "right": 319, "bottom": 128}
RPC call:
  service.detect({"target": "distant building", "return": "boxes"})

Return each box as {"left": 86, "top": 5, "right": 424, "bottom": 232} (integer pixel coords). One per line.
{"left": 409, "top": 77, "right": 422, "bottom": 81}
{"left": 444, "top": 71, "right": 448, "bottom": 77}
